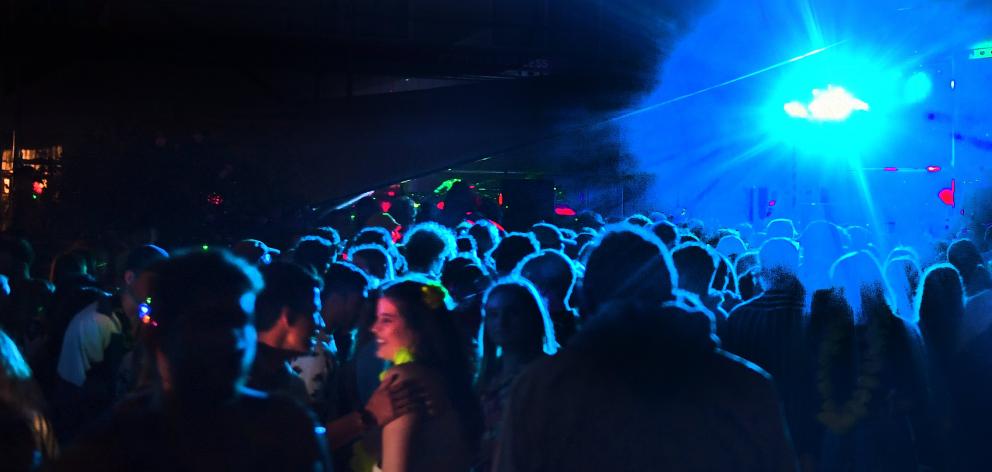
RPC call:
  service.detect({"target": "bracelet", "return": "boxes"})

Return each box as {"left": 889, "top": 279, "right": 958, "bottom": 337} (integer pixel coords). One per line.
{"left": 359, "top": 408, "right": 377, "bottom": 429}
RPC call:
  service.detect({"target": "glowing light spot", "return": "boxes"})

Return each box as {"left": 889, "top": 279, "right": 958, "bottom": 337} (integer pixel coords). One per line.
{"left": 938, "top": 179, "right": 955, "bottom": 207}
{"left": 32, "top": 181, "right": 45, "bottom": 195}
{"left": 206, "top": 193, "right": 224, "bottom": 206}
{"left": 903, "top": 72, "right": 932, "bottom": 103}
{"left": 768, "top": 200, "right": 777, "bottom": 207}
{"left": 884, "top": 167, "right": 899, "bottom": 172}
{"left": 433, "top": 178, "right": 461, "bottom": 194}
{"left": 926, "top": 165, "right": 941, "bottom": 173}
{"left": 554, "top": 206, "right": 577, "bottom": 217}
{"left": 387, "top": 191, "right": 396, "bottom": 197}
{"left": 783, "top": 101, "right": 809, "bottom": 119}
{"left": 31, "top": 194, "right": 37, "bottom": 200}
{"left": 201, "top": 244, "right": 209, "bottom": 251}
{"left": 950, "top": 80, "right": 956, "bottom": 90}
{"left": 380, "top": 201, "right": 392, "bottom": 213}
{"left": 436, "top": 201, "right": 445, "bottom": 210}
{"left": 498, "top": 193, "right": 504, "bottom": 206}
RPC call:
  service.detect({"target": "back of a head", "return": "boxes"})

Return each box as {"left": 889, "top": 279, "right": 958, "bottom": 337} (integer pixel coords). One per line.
{"left": 518, "top": 250, "right": 576, "bottom": 304}
{"left": 389, "top": 196, "right": 418, "bottom": 228}
{"left": 885, "top": 256, "right": 921, "bottom": 322}
{"left": 581, "top": 224, "right": 676, "bottom": 318}
{"left": 292, "top": 236, "right": 335, "bottom": 275}
{"left": 625, "top": 214, "right": 652, "bottom": 228}
{"left": 672, "top": 243, "right": 718, "bottom": 296}
{"left": 916, "top": 264, "right": 965, "bottom": 338}
{"left": 255, "top": 262, "right": 323, "bottom": 333}
{"left": 50, "top": 250, "right": 89, "bottom": 286}
{"left": 947, "top": 239, "right": 983, "bottom": 280}
{"left": 765, "top": 218, "right": 796, "bottom": 239}
{"left": 353, "top": 227, "right": 393, "bottom": 250}
{"left": 324, "top": 262, "right": 371, "bottom": 298}
{"left": 715, "top": 235, "right": 746, "bottom": 260}
{"left": 0, "top": 236, "right": 34, "bottom": 279}
{"left": 846, "top": 226, "right": 872, "bottom": 250}
{"left": 309, "top": 227, "right": 342, "bottom": 249}
{"left": 441, "top": 256, "right": 491, "bottom": 303}
{"left": 758, "top": 237, "right": 800, "bottom": 277}
{"left": 349, "top": 244, "right": 394, "bottom": 282}
{"left": 468, "top": 221, "right": 500, "bottom": 257}
{"left": 144, "top": 250, "right": 262, "bottom": 398}
{"left": 829, "top": 251, "right": 893, "bottom": 322}
{"left": 490, "top": 233, "right": 539, "bottom": 277}
{"left": 531, "top": 223, "right": 564, "bottom": 251}
{"left": 124, "top": 244, "right": 169, "bottom": 277}
{"left": 402, "top": 222, "right": 455, "bottom": 275}
{"left": 800, "top": 221, "right": 847, "bottom": 262}
{"left": 651, "top": 221, "right": 678, "bottom": 249}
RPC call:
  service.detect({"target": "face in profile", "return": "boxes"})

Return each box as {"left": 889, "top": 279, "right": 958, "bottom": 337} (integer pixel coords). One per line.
{"left": 371, "top": 297, "right": 414, "bottom": 361}
{"left": 285, "top": 287, "right": 323, "bottom": 355}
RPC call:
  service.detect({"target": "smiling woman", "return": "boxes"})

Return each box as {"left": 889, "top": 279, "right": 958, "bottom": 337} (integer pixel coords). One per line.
{"left": 364, "top": 277, "right": 483, "bottom": 472}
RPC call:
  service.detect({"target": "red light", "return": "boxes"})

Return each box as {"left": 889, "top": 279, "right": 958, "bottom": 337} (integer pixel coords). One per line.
{"left": 498, "top": 193, "right": 504, "bottom": 206}
{"left": 436, "top": 201, "right": 445, "bottom": 210}
{"left": 32, "top": 181, "right": 44, "bottom": 195}
{"left": 206, "top": 193, "right": 224, "bottom": 205}
{"left": 554, "top": 206, "right": 577, "bottom": 217}
{"left": 387, "top": 191, "right": 396, "bottom": 197}
{"left": 883, "top": 167, "right": 898, "bottom": 172}
{"left": 926, "top": 166, "right": 941, "bottom": 173}
{"left": 768, "top": 200, "right": 777, "bottom": 207}
{"left": 380, "top": 201, "right": 392, "bottom": 213}
{"left": 938, "top": 179, "right": 955, "bottom": 206}
{"left": 469, "top": 185, "right": 476, "bottom": 189}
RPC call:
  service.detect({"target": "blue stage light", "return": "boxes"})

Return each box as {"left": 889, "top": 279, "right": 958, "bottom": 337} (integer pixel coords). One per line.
{"left": 784, "top": 85, "right": 869, "bottom": 122}
{"left": 903, "top": 71, "right": 932, "bottom": 103}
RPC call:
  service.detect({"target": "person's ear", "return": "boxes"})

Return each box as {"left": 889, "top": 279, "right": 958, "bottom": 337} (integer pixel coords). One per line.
{"left": 124, "top": 270, "right": 136, "bottom": 287}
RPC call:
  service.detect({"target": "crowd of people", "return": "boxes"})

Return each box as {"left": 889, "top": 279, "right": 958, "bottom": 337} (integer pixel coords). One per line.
{"left": 1, "top": 190, "right": 991, "bottom": 471}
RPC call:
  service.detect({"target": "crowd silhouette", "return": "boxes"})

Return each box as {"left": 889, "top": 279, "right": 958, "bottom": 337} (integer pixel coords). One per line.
{"left": 1, "top": 192, "right": 991, "bottom": 471}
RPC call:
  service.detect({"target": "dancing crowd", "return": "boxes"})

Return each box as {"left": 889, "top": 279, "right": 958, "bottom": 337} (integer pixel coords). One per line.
{"left": 1, "top": 191, "right": 991, "bottom": 471}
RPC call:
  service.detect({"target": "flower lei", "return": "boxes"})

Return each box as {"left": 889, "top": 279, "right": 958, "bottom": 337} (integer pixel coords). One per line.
{"left": 816, "top": 317, "right": 887, "bottom": 433}
{"left": 379, "top": 346, "right": 415, "bottom": 381}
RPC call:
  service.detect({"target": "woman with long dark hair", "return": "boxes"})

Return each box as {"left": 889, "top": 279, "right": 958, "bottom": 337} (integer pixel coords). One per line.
{"left": 477, "top": 278, "right": 557, "bottom": 470}
{"left": 367, "top": 276, "right": 483, "bottom": 471}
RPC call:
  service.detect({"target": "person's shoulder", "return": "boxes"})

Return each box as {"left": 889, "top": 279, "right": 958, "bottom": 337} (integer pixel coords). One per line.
{"left": 383, "top": 362, "right": 438, "bottom": 385}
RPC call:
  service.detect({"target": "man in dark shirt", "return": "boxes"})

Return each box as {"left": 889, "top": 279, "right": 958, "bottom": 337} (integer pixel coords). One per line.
{"left": 248, "top": 261, "right": 324, "bottom": 405}
{"left": 53, "top": 250, "right": 332, "bottom": 472}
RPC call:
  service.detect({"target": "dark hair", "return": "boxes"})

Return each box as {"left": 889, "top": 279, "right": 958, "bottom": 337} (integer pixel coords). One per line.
{"left": 441, "top": 256, "right": 491, "bottom": 303}
{"left": 402, "top": 223, "right": 455, "bottom": 275}
{"left": 455, "top": 235, "right": 477, "bottom": 255}
{"left": 490, "top": 232, "right": 539, "bottom": 277}
{"left": 143, "top": 249, "right": 262, "bottom": 353}
{"left": 349, "top": 244, "right": 394, "bottom": 282}
{"left": 380, "top": 277, "right": 483, "bottom": 442}
{"left": 323, "top": 262, "right": 371, "bottom": 298}
{"left": 352, "top": 227, "right": 393, "bottom": 250}
{"left": 518, "top": 250, "right": 576, "bottom": 305}
{"left": 479, "top": 279, "right": 557, "bottom": 385}
{"left": 672, "top": 243, "right": 719, "bottom": 296}
{"left": 124, "top": 244, "right": 169, "bottom": 275}
{"left": 255, "top": 262, "right": 324, "bottom": 332}
{"left": 626, "top": 214, "right": 652, "bottom": 227}
{"left": 915, "top": 264, "right": 964, "bottom": 364}
{"left": 389, "top": 196, "right": 418, "bottom": 228}
{"left": 581, "top": 224, "right": 677, "bottom": 317}
{"left": 651, "top": 220, "right": 678, "bottom": 248}
{"left": 292, "top": 236, "right": 335, "bottom": 275}
{"left": 309, "top": 227, "right": 342, "bottom": 248}
{"left": 50, "top": 250, "right": 89, "bottom": 285}
{"left": 531, "top": 223, "right": 564, "bottom": 251}
{"left": 947, "top": 239, "right": 984, "bottom": 288}
{"left": 468, "top": 221, "right": 500, "bottom": 259}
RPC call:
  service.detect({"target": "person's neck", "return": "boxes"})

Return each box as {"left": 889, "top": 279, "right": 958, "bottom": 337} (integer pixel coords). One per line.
{"left": 255, "top": 338, "right": 295, "bottom": 362}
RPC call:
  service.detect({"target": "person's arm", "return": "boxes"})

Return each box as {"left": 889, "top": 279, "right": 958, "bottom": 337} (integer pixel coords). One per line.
{"left": 324, "top": 372, "right": 433, "bottom": 450}
{"left": 380, "top": 410, "right": 418, "bottom": 472}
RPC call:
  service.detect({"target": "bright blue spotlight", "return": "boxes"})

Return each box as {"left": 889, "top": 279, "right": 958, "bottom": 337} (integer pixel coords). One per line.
{"left": 903, "top": 71, "right": 932, "bottom": 103}
{"left": 784, "top": 85, "right": 870, "bottom": 122}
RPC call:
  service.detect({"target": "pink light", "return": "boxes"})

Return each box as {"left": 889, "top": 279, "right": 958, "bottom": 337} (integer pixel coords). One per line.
{"left": 938, "top": 179, "right": 956, "bottom": 206}
{"left": 380, "top": 201, "right": 392, "bottom": 213}
{"left": 883, "top": 167, "right": 898, "bottom": 172}
{"left": 387, "top": 191, "right": 396, "bottom": 197}
{"left": 768, "top": 200, "right": 777, "bottom": 207}
{"left": 554, "top": 206, "right": 577, "bottom": 217}
{"left": 498, "top": 193, "right": 504, "bottom": 206}
{"left": 436, "top": 201, "right": 445, "bottom": 210}
{"left": 926, "top": 165, "right": 941, "bottom": 173}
